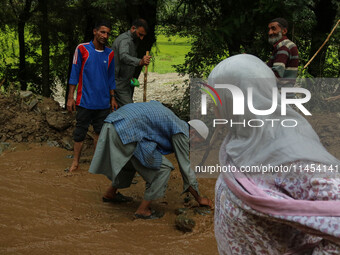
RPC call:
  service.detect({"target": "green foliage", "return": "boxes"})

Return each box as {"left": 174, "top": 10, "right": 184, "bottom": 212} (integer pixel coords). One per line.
{"left": 157, "top": 0, "right": 340, "bottom": 119}
{"left": 0, "top": 0, "right": 339, "bottom": 117}
{"left": 159, "top": 0, "right": 320, "bottom": 77}
{"left": 175, "top": 29, "right": 228, "bottom": 78}
{"left": 0, "top": 0, "right": 116, "bottom": 95}
{"left": 0, "top": 24, "right": 44, "bottom": 91}
{"left": 166, "top": 79, "right": 191, "bottom": 121}
{"left": 323, "top": 38, "right": 340, "bottom": 78}
{"left": 0, "top": 26, "right": 18, "bottom": 88}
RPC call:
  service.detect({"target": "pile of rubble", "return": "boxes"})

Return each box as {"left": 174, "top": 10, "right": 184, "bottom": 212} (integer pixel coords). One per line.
{"left": 0, "top": 91, "right": 77, "bottom": 150}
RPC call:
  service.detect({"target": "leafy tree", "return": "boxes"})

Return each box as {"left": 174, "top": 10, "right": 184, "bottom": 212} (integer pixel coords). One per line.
{"left": 38, "top": 0, "right": 50, "bottom": 96}
{"left": 1, "top": 0, "right": 338, "bottom": 109}
{"left": 307, "top": 0, "right": 339, "bottom": 77}
{"left": 159, "top": 0, "right": 339, "bottom": 78}
{"left": 8, "top": 0, "right": 38, "bottom": 90}
{"left": 157, "top": 0, "right": 339, "bottom": 118}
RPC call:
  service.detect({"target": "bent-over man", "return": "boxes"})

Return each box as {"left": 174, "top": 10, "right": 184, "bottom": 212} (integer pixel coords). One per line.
{"left": 89, "top": 101, "right": 212, "bottom": 219}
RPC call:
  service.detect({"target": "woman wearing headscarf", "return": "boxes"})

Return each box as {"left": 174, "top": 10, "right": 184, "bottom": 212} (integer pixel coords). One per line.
{"left": 209, "top": 54, "right": 340, "bottom": 254}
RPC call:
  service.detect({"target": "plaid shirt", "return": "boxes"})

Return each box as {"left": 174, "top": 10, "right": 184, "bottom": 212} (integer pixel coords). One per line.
{"left": 267, "top": 36, "right": 299, "bottom": 79}
{"left": 104, "top": 101, "right": 189, "bottom": 169}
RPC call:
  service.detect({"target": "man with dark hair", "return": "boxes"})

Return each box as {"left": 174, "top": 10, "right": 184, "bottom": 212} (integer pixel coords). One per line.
{"left": 89, "top": 101, "right": 212, "bottom": 219}
{"left": 267, "top": 18, "right": 299, "bottom": 84}
{"left": 112, "top": 18, "right": 152, "bottom": 106}
{"left": 67, "top": 20, "right": 118, "bottom": 172}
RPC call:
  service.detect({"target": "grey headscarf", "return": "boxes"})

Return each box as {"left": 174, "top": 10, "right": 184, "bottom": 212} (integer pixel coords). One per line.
{"left": 208, "top": 54, "right": 339, "bottom": 168}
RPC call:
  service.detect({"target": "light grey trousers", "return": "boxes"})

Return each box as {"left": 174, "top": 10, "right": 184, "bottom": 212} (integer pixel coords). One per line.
{"left": 89, "top": 123, "right": 199, "bottom": 201}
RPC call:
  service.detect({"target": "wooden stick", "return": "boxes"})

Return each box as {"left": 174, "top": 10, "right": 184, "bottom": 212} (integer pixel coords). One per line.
{"left": 143, "top": 51, "right": 150, "bottom": 102}
{"left": 304, "top": 19, "right": 340, "bottom": 69}
{"left": 324, "top": 94, "right": 340, "bottom": 101}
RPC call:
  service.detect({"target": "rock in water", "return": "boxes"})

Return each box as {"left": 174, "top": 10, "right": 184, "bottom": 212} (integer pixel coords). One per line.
{"left": 194, "top": 207, "right": 211, "bottom": 216}
{"left": 174, "top": 208, "right": 189, "bottom": 215}
{"left": 175, "top": 215, "right": 195, "bottom": 232}
{"left": 0, "top": 142, "right": 10, "bottom": 154}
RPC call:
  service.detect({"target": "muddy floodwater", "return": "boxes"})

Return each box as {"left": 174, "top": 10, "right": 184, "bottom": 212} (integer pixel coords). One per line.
{"left": 1, "top": 106, "right": 339, "bottom": 255}
{"left": 0, "top": 143, "right": 218, "bottom": 254}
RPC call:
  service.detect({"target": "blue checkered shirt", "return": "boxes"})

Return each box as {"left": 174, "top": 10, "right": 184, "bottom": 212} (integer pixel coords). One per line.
{"left": 104, "top": 101, "right": 189, "bottom": 169}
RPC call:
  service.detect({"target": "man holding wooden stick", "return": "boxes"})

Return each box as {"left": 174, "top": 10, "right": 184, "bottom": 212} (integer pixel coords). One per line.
{"left": 111, "top": 19, "right": 151, "bottom": 107}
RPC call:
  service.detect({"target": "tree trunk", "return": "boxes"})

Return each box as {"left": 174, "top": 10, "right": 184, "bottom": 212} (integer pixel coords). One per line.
{"left": 64, "top": 0, "right": 95, "bottom": 107}
{"left": 18, "top": 19, "right": 27, "bottom": 91}
{"left": 16, "top": 0, "right": 34, "bottom": 91}
{"left": 64, "top": 40, "right": 76, "bottom": 109}
{"left": 82, "top": 0, "right": 96, "bottom": 42}
{"left": 308, "top": 0, "right": 337, "bottom": 77}
{"left": 40, "top": 0, "right": 51, "bottom": 97}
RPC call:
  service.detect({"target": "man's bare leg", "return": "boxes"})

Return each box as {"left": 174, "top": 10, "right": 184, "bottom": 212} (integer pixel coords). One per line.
{"left": 69, "top": 141, "right": 83, "bottom": 172}
{"left": 93, "top": 133, "right": 99, "bottom": 150}
{"left": 135, "top": 200, "right": 152, "bottom": 216}
{"left": 188, "top": 186, "right": 213, "bottom": 208}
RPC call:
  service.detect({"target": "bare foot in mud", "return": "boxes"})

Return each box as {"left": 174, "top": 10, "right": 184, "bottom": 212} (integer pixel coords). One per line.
{"left": 103, "top": 186, "right": 117, "bottom": 199}
{"left": 68, "top": 161, "right": 79, "bottom": 172}
{"left": 198, "top": 197, "right": 214, "bottom": 209}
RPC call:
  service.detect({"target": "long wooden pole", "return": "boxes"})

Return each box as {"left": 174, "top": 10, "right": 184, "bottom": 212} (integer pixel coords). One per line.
{"left": 143, "top": 51, "right": 150, "bottom": 102}
{"left": 304, "top": 19, "right": 340, "bottom": 69}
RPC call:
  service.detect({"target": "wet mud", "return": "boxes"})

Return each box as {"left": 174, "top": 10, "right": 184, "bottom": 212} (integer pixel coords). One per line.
{"left": 0, "top": 143, "right": 217, "bottom": 254}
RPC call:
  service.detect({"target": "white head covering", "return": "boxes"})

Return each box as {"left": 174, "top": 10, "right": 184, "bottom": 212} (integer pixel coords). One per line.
{"left": 208, "top": 54, "right": 339, "bottom": 168}
{"left": 188, "top": 119, "right": 209, "bottom": 140}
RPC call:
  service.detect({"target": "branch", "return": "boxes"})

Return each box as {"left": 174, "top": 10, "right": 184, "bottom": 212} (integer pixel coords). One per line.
{"left": 304, "top": 19, "right": 340, "bottom": 69}
{"left": 325, "top": 94, "right": 340, "bottom": 101}
{"left": 176, "top": 0, "right": 185, "bottom": 12}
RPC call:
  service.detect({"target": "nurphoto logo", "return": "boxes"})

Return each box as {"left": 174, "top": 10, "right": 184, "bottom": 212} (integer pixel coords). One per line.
{"left": 200, "top": 84, "right": 312, "bottom": 128}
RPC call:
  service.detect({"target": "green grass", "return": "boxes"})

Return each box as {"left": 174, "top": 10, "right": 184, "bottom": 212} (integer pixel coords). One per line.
{"left": 149, "top": 34, "right": 191, "bottom": 73}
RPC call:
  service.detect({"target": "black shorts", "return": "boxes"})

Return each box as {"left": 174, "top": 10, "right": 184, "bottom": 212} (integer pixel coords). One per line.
{"left": 73, "top": 106, "right": 111, "bottom": 142}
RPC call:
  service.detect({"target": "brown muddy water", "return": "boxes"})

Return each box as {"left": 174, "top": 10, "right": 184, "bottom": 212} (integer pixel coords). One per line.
{"left": 2, "top": 112, "right": 339, "bottom": 254}
{"left": 0, "top": 143, "right": 218, "bottom": 255}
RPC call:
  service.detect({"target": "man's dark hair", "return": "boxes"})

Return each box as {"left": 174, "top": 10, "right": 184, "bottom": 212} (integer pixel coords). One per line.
{"left": 132, "top": 19, "right": 149, "bottom": 32}
{"left": 94, "top": 20, "right": 111, "bottom": 30}
{"left": 270, "top": 18, "right": 289, "bottom": 29}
